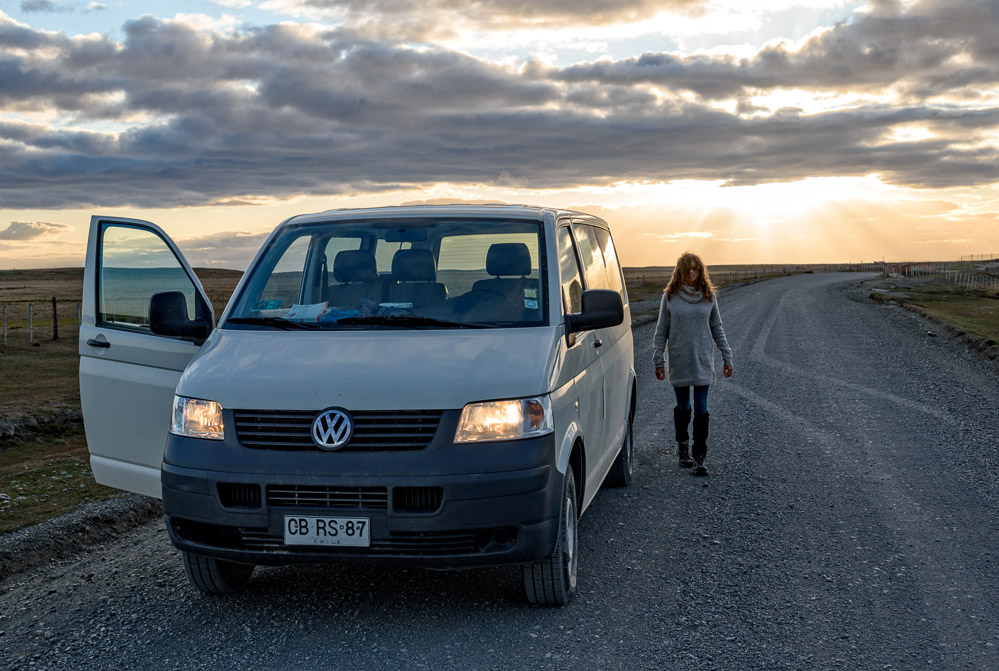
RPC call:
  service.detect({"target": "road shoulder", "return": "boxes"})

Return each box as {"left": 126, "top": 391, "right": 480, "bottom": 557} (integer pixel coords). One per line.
{"left": 0, "top": 494, "right": 161, "bottom": 582}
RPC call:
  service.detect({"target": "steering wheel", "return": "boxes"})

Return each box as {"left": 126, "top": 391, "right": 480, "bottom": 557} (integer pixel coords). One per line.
{"left": 460, "top": 290, "right": 521, "bottom": 320}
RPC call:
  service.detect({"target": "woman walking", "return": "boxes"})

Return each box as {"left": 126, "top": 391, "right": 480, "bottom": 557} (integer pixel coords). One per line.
{"left": 652, "top": 252, "right": 733, "bottom": 476}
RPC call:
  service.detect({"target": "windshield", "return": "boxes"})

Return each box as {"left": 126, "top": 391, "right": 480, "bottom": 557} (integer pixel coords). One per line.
{"left": 226, "top": 217, "right": 548, "bottom": 330}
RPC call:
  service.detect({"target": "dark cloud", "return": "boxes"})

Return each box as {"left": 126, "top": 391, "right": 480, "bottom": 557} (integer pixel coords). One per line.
{"left": 553, "top": 0, "right": 999, "bottom": 101}
{"left": 176, "top": 230, "right": 270, "bottom": 268}
{"left": 20, "top": 1, "right": 70, "bottom": 12}
{"left": 0, "top": 221, "right": 72, "bottom": 240}
{"left": 0, "top": 3, "right": 997, "bottom": 209}
{"left": 302, "top": 0, "right": 694, "bottom": 17}
{"left": 291, "top": 0, "right": 702, "bottom": 39}
{"left": 178, "top": 230, "right": 270, "bottom": 251}
{"left": 0, "top": 16, "right": 59, "bottom": 49}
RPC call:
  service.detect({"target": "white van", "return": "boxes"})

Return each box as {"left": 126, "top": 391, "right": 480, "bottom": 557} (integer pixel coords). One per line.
{"left": 79, "top": 205, "right": 635, "bottom": 606}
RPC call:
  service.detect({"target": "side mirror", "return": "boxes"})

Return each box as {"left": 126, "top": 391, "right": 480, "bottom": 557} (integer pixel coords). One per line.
{"left": 566, "top": 289, "right": 624, "bottom": 334}
{"left": 149, "top": 291, "right": 211, "bottom": 343}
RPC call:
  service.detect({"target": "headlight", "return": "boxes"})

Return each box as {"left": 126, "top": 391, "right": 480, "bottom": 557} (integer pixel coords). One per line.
{"left": 171, "top": 396, "right": 224, "bottom": 440}
{"left": 454, "top": 396, "right": 554, "bottom": 443}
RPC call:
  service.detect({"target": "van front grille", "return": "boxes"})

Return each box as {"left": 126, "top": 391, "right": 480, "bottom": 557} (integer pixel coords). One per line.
{"left": 266, "top": 485, "right": 388, "bottom": 509}
{"left": 393, "top": 486, "right": 444, "bottom": 513}
{"left": 217, "top": 483, "right": 261, "bottom": 509}
{"left": 233, "top": 409, "right": 444, "bottom": 452}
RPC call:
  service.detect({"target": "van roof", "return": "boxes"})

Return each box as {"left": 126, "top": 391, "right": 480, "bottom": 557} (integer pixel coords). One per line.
{"left": 282, "top": 204, "right": 605, "bottom": 227}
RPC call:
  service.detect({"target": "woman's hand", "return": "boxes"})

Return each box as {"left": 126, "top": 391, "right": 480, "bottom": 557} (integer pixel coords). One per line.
{"left": 723, "top": 364, "right": 733, "bottom": 378}
{"left": 655, "top": 366, "right": 666, "bottom": 381}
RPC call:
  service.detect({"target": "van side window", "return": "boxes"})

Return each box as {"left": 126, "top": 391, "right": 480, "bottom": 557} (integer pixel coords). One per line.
{"left": 591, "top": 227, "right": 626, "bottom": 296}
{"left": 98, "top": 224, "right": 197, "bottom": 330}
{"left": 557, "top": 226, "right": 583, "bottom": 314}
{"left": 572, "top": 224, "right": 610, "bottom": 291}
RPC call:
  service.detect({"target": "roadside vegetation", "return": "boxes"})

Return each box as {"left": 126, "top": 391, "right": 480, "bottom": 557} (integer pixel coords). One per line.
{"left": 0, "top": 431, "right": 117, "bottom": 534}
{"left": 901, "top": 285, "right": 999, "bottom": 343}
{"left": 867, "top": 276, "right": 999, "bottom": 348}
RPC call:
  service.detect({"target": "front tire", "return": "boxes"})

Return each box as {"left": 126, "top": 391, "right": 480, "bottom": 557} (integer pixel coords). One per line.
{"left": 522, "top": 465, "right": 578, "bottom": 606}
{"left": 182, "top": 550, "right": 254, "bottom": 594}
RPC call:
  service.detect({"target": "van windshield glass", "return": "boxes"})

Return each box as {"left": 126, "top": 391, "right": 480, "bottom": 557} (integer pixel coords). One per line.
{"left": 225, "top": 218, "right": 547, "bottom": 330}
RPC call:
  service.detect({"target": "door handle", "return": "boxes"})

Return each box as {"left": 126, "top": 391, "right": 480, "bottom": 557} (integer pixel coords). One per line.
{"left": 593, "top": 339, "right": 603, "bottom": 348}
{"left": 86, "top": 338, "right": 110, "bottom": 348}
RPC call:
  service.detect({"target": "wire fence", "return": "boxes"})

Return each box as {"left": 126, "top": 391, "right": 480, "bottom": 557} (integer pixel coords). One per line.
{"left": 884, "top": 258, "right": 999, "bottom": 290}
{"left": 1, "top": 296, "right": 230, "bottom": 348}
{"left": 624, "top": 258, "right": 998, "bottom": 292}
{"left": 622, "top": 263, "right": 886, "bottom": 290}
{"left": 1, "top": 299, "right": 81, "bottom": 347}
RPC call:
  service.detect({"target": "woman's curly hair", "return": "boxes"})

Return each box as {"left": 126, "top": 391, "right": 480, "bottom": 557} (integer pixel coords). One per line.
{"left": 664, "top": 252, "right": 715, "bottom": 300}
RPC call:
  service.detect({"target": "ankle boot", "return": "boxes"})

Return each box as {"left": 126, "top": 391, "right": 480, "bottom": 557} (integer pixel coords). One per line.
{"left": 692, "top": 412, "right": 709, "bottom": 476}
{"left": 673, "top": 407, "right": 693, "bottom": 467}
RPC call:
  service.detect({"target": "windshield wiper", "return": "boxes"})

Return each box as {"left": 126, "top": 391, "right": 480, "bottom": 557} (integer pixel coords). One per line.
{"left": 225, "top": 317, "right": 320, "bottom": 330}
{"left": 336, "top": 315, "right": 497, "bottom": 329}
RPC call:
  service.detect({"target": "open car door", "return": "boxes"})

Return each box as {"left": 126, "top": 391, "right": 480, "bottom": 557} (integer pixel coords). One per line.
{"left": 79, "top": 216, "right": 214, "bottom": 498}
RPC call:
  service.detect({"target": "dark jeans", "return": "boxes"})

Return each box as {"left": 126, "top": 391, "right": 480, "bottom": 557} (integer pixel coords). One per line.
{"left": 673, "top": 385, "right": 709, "bottom": 416}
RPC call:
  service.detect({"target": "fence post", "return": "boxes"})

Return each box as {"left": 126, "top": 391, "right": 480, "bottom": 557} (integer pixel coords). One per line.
{"left": 77, "top": 301, "right": 81, "bottom": 325}
{"left": 52, "top": 296, "right": 59, "bottom": 340}
{"left": 29, "top": 303, "right": 33, "bottom": 343}
{"left": 2, "top": 304, "right": 6, "bottom": 346}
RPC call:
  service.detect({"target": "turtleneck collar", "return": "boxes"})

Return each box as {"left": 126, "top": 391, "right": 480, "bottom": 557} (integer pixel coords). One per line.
{"left": 678, "top": 284, "right": 704, "bottom": 303}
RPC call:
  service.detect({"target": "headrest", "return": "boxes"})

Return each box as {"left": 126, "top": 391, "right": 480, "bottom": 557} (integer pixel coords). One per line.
{"left": 486, "top": 243, "right": 532, "bottom": 277}
{"left": 332, "top": 250, "right": 376, "bottom": 283}
{"left": 391, "top": 249, "right": 437, "bottom": 282}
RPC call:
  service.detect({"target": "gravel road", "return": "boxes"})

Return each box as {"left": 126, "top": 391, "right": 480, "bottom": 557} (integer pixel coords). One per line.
{"left": 2, "top": 272, "right": 998, "bottom": 670}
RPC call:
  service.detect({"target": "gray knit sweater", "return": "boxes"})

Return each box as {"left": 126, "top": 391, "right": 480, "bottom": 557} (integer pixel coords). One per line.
{"left": 652, "top": 286, "right": 733, "bottom": 387}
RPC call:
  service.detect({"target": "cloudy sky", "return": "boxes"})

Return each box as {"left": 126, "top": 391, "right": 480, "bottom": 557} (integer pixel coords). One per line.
{"left": 1, "top": 0, "right": 998, "bottom": 269}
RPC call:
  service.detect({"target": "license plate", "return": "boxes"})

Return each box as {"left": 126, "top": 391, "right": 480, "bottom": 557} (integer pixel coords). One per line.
{"left": 283, "top": 515, "right": 370, "bottom": 547}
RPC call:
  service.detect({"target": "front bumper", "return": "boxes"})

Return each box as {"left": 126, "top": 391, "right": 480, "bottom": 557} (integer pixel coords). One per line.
{"left": 162, "top": 413, "right": 562, "bottom": 569}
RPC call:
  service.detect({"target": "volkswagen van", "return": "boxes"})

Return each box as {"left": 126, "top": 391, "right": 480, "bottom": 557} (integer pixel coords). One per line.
{"left": 79, "top": 205, "right": 636, "bottom": 606}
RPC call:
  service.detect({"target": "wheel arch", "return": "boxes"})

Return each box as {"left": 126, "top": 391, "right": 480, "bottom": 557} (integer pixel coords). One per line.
{"left": 630, "top": 375, "right": 638, "bottom": 420}
{"left": 568, "top": 438, "right": 585, "bottom": 517}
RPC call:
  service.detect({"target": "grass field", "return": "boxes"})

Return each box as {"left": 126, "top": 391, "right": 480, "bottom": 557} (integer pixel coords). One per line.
{"left": 0, "top": 337, "right": 81, "bottom": 413}
{"left": 910, "top": 292, "right": 999, "bottom": 343}
{"left": 0, "top": 431, "right": 120, "bottom": 534}
{"left": 870, "top": 279, "right": 999, "bottom": 344}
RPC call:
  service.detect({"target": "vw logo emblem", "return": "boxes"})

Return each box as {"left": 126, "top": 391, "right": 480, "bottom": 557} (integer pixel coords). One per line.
{"left": 311, "top": 408, "right": 353, "bottom": 450}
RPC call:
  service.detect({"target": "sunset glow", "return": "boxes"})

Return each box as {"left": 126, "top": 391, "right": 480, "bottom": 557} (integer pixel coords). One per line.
{"left": 1, "top": 0, "right": 997, "bottom": 269}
